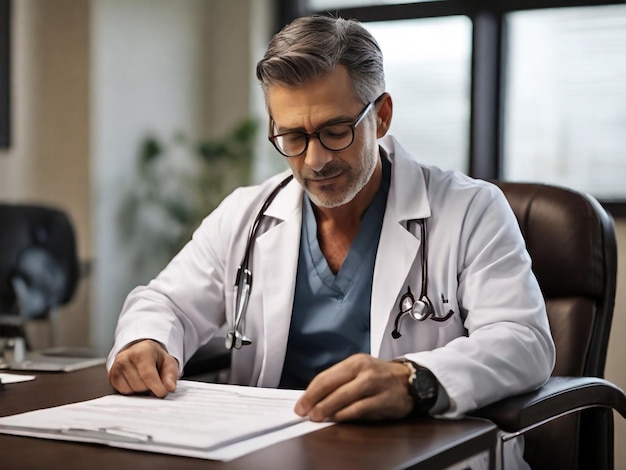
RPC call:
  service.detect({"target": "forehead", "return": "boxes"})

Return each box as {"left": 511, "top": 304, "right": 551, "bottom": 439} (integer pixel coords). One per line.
{"left": 267, "top": 66, "right": 361, "bottom": 129}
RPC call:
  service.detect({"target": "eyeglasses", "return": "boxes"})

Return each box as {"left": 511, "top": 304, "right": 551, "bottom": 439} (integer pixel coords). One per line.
{"left": 268, "top": 100, "right": 375, "bottom": 158}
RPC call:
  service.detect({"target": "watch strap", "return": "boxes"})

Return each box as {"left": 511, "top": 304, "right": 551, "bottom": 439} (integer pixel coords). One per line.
{"left": 393, "top": 359, "right": 438, "bottom": 415}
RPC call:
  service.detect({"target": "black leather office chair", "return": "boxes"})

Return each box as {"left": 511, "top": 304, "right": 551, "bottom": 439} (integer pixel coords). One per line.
{"left": 471, "top": 182, "right": 626, "bottom": 470}
{"left": 0, "top": 204, "right": 80, "bottom": 344}
{"left": 181, "top": 181, "right": 626, "bottom": 469}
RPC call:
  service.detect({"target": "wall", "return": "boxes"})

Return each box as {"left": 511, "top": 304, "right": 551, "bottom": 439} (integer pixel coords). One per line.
{"left": 0, "top": 0, "right": 91, "bottom": 346}
{"left": 605, "top": 219, "right": 626, "bottom": 469}
{"left": 90, "top": 0, "right": 213, "bottom": 354}
{"left": 0, "top": 0, "right": 274, "bottom": 349}
{"left": 89, "top": 0, "right": 272, "bottom": 354}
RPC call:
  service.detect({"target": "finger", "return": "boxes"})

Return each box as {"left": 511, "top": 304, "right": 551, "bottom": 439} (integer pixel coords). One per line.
{"left": 131, "top": 344, "right": 177, "bottom": 398}
{"left": 306, "top": 377, "right": 365, "bottom": 422}
{"left": 108, "top": 351, "right": 151, "bottom": 395}
{"left": 295, "top": 354, "right": 369, "bottom": 417}
{"left": 332, "top": 385, "right": 412, "bottom": 421}
{"left": 329, "top": 361, "right": 414, "bottom": 421}
{"left": 333, "top": 395, "right": 379, "bottom": 421}
{"left": 115, "top": 355, "right": 157, "bottom": 395}
{"left": 108, "top": 340, "right": 174, "bottom": 397}
{"left": 157, "top": 352, "right": 179, "bottom": 393}
{"left": 305, "top": 364, "right": 389, "bottom": 422}
{"left": 108, "top": 366, "right": 135, "bottom": 395}
{"left": 134, "top": 359, "right": 170, "bottom": 397}
{"left": 295, "top": 366, "right": 354, "bottom": 417}
{"left": 300, "top": 357, "right": 415, "bottom": 422}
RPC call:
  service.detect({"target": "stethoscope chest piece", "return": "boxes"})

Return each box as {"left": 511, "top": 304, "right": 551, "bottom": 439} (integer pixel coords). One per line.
{"left": 391, "top": 219, "right": 455, "bottom": 339}
{"left": 225, "top": 329, "right": 252, "bottom": 350}
{"left": 401, "top": 295, "right": 429, "bottom": 321}
{"left": 409, "top": 299, "right": 430, "bottom": 321}
{"left": 400, "top": 296, "right": 413, "bottom": 314}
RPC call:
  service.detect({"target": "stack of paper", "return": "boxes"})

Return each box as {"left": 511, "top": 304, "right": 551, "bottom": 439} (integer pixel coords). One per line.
{"left": 0, "top": 380, "right": 333, "bottom": 461}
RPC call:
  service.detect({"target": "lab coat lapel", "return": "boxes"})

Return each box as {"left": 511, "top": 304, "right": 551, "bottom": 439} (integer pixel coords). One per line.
{"left": 371, "top": 136, "right": 431, "bottom": 357}
{"left": 256, "top": 179, "right": 303, "bottom": 387}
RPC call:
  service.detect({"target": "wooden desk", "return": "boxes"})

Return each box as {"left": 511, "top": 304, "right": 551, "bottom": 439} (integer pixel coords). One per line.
{"left": 0, "top": 366, "right": 497, "bottom": 469}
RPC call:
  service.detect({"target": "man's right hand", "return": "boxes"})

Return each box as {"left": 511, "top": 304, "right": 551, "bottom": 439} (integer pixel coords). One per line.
{"left": 108, "top": 339, "right": 179, "bottom": 398}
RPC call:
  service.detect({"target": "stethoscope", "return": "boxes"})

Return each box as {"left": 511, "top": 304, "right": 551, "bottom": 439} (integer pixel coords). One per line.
{"left": 225, "top": 174, "right": 294, "bottom": 350}
{"left": 391, "top": 218, "right": 454, "bottom": 339}
{"left": 224, "top": 176, "right": 454, "bottom": 350}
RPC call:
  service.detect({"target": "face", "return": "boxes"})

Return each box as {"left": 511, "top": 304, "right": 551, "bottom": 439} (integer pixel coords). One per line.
{"left": 267, "top": 66, "right": 382, "bottom": 209}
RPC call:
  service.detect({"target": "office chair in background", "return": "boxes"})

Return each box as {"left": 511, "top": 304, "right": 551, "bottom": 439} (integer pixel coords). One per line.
{"left": 471, "top": 181, "right": 626, "bottom": 470}
{"left": 0, "top": 204, "right": 80, "bottom": 350}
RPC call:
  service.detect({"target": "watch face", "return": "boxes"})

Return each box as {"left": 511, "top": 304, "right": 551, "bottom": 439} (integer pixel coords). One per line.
{"left": 415, "top": 369, "right": 437, "bottom": 400}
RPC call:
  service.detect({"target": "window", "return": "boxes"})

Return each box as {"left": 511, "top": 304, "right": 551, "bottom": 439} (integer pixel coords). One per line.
{"left": 366, "top": 17, "right": 471, "bottom": 171}
{"left": 310, "top": 0, "right": 434, "bottom": 9}
{"left": 504, "top": 5, "right": 626, "bottom": 200}
{"left": 280, "top": 0, "right": 626, "bottom": 213}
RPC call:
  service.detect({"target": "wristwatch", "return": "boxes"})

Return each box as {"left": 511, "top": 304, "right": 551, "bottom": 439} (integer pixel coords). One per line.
{"left": 394, "top": 359, "right": 438, "bottom": 415}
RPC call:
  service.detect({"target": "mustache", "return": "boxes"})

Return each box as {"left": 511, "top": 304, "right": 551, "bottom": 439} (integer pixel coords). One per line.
{"left": 301, "top": 162, "right": 347, "bottom": 180}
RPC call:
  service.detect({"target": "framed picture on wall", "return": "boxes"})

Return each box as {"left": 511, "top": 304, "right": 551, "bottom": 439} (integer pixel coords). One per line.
{"left": 0, "top": 0, "right": 10, "bottom": 148}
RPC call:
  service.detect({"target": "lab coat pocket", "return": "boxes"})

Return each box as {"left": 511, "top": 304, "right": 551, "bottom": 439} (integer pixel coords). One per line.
{"left": 435, "top": 300, "right": 466, "bottom": 345}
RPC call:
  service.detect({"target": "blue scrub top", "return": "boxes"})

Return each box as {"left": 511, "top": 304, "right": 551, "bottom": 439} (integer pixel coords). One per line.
{"left": 279, "top": 156, "right": 391, "bottom": 389}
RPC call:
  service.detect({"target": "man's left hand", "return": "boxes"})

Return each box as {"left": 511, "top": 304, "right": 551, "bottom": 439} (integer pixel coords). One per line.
{"left": 294, "top": 353, "right": 414, "bottom": 422}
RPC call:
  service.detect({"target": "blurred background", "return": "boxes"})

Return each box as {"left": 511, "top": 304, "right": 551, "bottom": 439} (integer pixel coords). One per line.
{"left": 0, "top": 0, "right": 624, "bottom": 465}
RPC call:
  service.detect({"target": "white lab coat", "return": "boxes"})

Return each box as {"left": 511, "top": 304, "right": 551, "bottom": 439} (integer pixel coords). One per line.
{"left": 108, "top": 134, "right": 555, "bottom": 421}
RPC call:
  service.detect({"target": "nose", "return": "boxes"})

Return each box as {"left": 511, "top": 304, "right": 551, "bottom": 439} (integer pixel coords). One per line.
{"left": 304, "top": 137, "right": 333, "bottom": 172}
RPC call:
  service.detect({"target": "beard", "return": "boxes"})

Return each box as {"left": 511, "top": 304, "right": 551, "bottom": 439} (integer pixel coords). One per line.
{"left": 298, "top": 146, "right": 379, "bottom": 209}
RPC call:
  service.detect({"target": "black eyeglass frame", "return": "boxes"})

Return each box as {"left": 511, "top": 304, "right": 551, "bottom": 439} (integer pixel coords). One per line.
{"left": 268, "top": 97, "right": 379, "bottom": 158}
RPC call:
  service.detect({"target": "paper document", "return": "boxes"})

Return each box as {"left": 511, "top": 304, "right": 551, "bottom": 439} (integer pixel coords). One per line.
{"left": 0, "top": 373, "right": 36, "bottom": 384}
{"left": 0, "top": 380, "right": 333, "bottom": 461}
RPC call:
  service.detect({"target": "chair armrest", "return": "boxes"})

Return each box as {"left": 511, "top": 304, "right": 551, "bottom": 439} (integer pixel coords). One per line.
{"left": 469, "top": 376, "right": 626, "bottom": 433}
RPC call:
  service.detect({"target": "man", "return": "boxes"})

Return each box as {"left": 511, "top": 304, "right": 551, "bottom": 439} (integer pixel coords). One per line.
{"left": 108, "top": 15, "right": 555, "bottom": 468}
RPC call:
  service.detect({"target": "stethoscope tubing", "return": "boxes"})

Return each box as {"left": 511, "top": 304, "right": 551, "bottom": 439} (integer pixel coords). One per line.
{"left": 226, "top": 175, "right": 294, "bottom": 350}
{"left": 226, "top": 175, "right": 453, "bottom": 349}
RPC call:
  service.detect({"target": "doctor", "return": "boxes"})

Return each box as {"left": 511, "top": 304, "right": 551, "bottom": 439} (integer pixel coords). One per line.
{"left": 108, "top": 13, "right": 554, "bottom": 446}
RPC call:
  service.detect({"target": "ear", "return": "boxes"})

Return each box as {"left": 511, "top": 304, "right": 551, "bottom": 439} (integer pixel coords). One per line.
{"left": 375, "top": 92, "right": 393, "bottom": 139}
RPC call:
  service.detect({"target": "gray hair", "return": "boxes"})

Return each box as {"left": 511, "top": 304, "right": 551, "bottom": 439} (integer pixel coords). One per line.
{"left": 256, "top": 15, "right": 385, "bottom": 105}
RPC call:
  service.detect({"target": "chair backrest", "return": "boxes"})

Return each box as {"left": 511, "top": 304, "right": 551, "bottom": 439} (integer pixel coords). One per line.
{"left": 492, "top": 181, "right": 618, "bottom": 470}
{"left": 0, "top": 204, "right": 79, "bottom": 327}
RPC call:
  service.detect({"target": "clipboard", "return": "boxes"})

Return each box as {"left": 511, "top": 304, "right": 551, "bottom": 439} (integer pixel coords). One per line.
{"left": 0, "top": 380, "right": 333, "bottom": 461}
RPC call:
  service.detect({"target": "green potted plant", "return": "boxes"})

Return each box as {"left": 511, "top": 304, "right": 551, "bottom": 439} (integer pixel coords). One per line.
{"left": 118, "top": 119, "right": 258, "bottom": 278}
